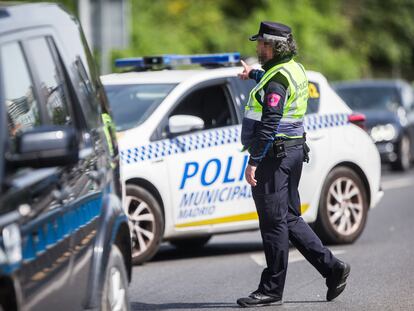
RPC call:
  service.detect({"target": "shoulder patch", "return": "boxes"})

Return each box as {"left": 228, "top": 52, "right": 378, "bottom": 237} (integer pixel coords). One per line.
{"left": 267, "top": 93, "right": 281, "bottom": 107}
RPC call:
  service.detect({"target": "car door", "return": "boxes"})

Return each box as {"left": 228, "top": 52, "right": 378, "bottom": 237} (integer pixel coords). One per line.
{"left": 0, "top": 38, "right": 77, "bottom": 311}
{"left": 299, "top": 80, "right": 328, "bottom": 216}
{"left": 23, "top": 34, "right": 110, "bottom": 310}
{"left": 163, "top": 80, "right": 257, "bottom": 230}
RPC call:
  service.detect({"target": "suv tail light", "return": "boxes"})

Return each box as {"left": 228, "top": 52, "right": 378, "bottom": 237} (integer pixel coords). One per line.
{"left": 348, "top": 113, "right": 366, "bottom": 130}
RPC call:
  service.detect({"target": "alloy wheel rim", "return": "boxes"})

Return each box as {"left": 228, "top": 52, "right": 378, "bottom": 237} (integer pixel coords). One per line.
{"left": 108, "top": 267, "right": 127, "bottom": 311}
{"left": 327, "top": 177, "right": 363, "bottom": 236}
{"left": 126, "top": 195, "right": 155, "bottom": 257}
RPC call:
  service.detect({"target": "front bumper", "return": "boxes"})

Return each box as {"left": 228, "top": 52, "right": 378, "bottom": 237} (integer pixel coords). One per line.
{"left": 371, "top": 188, "right": 384, "bottom": 209}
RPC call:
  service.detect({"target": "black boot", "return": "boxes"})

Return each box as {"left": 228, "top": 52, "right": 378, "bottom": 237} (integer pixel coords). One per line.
{"left": 237, "top": 291, "right": 282, "bottom": 308}
{"left": 326, "top": 260, "right": 351, "bottom": 301}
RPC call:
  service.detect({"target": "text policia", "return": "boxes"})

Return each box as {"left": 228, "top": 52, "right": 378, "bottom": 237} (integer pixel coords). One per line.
{"left": 178, "top": 155, "right": 252, "bottom": 219}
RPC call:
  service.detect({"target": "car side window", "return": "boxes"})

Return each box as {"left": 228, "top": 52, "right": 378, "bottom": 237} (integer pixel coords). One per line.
{"left": 232, "top": 78, "right": 256, "bottom": 121}
{"left": 74, "top": 56, "right": 100, "bottom": 128}
{"left": 170, "top": 84, "right": 235, "bottom": 130}
{"left": 0, "top": 42, "right": 41, "bottom": 150}
{"left": 26, "top": 37, "right": 72, "bottom": 126}
{"left": 307, "top": 81, "right": 320, "bottom": 114}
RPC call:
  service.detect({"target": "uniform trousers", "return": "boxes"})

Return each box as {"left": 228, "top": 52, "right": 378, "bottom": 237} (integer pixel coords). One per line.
{"left": 252, "top": 144, "right": 338, "bottom": 298}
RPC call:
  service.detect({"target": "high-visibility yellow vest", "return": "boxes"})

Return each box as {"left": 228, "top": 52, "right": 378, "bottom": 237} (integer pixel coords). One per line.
{"left": 101, "top": 113, "right": 115, "bottom": 157}
{"left": 244, "top": 59, "right": 309, "bottom": 139}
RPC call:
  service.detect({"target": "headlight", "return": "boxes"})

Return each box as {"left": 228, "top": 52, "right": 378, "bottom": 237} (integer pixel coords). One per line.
{"left": 370, "top": 124, "right": 397, "bottom": 142}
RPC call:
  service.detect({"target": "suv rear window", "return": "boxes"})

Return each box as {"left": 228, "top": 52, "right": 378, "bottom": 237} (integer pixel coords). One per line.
{"left": 105, "top": 83, "right": 176, "bottom": 131}
{"left": 335, "top": 85, "right": 401, "bottom": 112}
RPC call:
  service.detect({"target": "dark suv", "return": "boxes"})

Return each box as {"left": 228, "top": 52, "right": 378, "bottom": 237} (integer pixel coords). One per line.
{"left": 334, "top": 80, "right": 414, "bottom": 171}
{"left": 0, "top": 3, "right": 131, "bottom": 311}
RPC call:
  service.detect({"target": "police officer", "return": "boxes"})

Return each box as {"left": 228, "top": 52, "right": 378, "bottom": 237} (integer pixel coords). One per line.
{"left": 237, "top": 21, "right": 350, "bottom": 307}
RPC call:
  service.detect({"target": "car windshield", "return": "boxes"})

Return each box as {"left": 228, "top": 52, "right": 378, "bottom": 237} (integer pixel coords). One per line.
{"left": 335, "top": 86, "right": 401, "bottom": 112}
{"left": 105, "top": 83, "right": 176, "bottom": 131}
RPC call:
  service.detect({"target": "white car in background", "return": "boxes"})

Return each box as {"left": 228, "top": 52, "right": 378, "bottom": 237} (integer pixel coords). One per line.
{"left": 102, "top": 53, "right": 383, "bottom": 264}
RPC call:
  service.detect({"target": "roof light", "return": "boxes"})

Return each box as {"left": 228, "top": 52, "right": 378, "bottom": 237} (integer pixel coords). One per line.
{"left": 115, "top": 52, "right": 240, "bottom": 69}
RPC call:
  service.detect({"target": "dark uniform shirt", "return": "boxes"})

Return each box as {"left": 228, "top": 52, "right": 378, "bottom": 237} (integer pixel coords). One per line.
{"left": 247, "top": 57, "right": 291, "bottom": 167}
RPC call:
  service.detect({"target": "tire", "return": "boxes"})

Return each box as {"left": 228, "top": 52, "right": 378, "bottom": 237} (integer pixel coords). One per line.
{"left": 125, "top": 184, "right": 164, "bottom": 264}
{"left": 101, "top": 245, "right": 130, "bottom": 311}
{"left": 391, "top": 135, "right": 411, "bottom": 171}
{"left": 314, "top": 167, "right": 368, "bottom": 244}
{"left": 170, "top": 236, "right": 212, "bottom": 250}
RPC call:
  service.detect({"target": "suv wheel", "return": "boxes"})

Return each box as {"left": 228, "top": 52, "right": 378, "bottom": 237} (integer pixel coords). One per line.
{"left": 315, "top": 167, "right": 368, "bottom": 244}
{"left": 391, "top": 135, "right": 411, "bottom": 171}
{"left": 170, "top": 236, "right": 212, "bottom": 250}
{"left": 126, "top": 184, "right": 164, "bottom": 264}
{"left": 101, "top": 245, "right": 130, "bottom": 311}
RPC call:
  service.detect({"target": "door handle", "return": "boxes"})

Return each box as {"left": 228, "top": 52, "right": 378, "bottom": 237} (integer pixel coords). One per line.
{"left": 87, "top": 168, "right": 106, "bottom": 183}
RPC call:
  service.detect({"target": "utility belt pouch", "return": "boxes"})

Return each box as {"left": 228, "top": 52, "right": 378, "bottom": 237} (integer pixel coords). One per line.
{"left": 274, "top": 140, "right": 286, "bottom": 158}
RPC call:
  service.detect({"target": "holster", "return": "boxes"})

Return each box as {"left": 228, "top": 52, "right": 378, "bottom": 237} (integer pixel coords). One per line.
{"left": 266, "top": 133, "right": 310, "bottom": 162}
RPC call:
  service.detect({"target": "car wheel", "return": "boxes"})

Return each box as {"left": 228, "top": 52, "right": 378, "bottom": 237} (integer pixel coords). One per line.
{"left": 101, "top": 245, "right": 130, "bottom": 311}
{"left": 126, "top": 184, "right": 164, "bottom": 264}
{"left": 391, "top": 135, "right": 411, "bottom": 171}
{"left": 170, "top": 236, "right": 212, "bottom": 250}
{"left": 315, "top": 167, "right": 368, "bottom": 244}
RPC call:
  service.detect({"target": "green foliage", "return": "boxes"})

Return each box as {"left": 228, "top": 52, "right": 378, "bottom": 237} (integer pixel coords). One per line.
{"left": 348, "top": 0, "right": 414, "bottom": 79}
{"left": 9, "top": 0, "right": 414, "bottom": 81}
{"left": 114, "top": 0, "right": 370, "bottom": 80}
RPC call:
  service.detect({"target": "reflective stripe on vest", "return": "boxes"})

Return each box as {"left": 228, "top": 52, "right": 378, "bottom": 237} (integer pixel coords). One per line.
{"left": 244, "top": 59, "right": 309, "bottom": 138}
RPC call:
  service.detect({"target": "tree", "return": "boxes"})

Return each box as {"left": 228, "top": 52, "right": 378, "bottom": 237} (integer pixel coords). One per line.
{"left": 344, "top": 0, "right": 414, "bottom": 80}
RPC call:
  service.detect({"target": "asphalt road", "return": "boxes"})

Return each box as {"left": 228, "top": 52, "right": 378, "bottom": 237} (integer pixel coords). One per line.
{"left": 128, "top": 167, "right": 414, "bottom": 311}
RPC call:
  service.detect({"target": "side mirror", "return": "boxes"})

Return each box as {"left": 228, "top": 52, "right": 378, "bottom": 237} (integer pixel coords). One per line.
{"left": 168, "top": 115, "right": 204, "bottom": 135}
{"left": 7, "top": 126, "right": 79, "bottom": 168}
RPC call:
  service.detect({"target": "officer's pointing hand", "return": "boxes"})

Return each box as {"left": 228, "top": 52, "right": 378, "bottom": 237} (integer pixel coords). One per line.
{"left": 245, "top": 164, "right": 257, "bottom": 187}
{"left": 238, "top": 60, "right": 252, "bottom": 80}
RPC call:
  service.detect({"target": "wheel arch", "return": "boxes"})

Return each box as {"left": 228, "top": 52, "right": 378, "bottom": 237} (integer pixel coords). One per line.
{"left": 331, "top": 161, "right": 371, "bottom": 208}
{"left": 126, "top": 178, "right": 165, "bottom": 219}
{"left": 113, "top": 222, "right": 132, "bottom": 282}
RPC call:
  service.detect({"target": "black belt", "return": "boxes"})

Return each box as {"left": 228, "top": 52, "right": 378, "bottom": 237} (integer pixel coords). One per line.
{"left": 283, "top": 137, "right": 305, "bottom": 147}
{"left": 267, "top": 137, "right": 306, "bottom": 159}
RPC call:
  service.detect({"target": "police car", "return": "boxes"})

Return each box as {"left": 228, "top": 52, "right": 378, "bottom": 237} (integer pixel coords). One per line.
{"left": 102, "top": 53, "right": 383, "bottom": 264}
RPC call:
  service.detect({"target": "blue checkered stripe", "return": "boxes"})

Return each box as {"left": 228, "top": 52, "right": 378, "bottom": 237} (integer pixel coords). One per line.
{"left": 121, "top": 113, "right": 350, "bottom": 165}
{"left": 304, "top": 113, "right": 349, "bottom": 131}
{"left": 121, "top": 126, "right": 240, "bottom": 165}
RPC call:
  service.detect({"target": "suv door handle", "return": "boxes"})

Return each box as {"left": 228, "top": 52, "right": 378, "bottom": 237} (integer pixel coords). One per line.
{"left": 52, "top": 186, "right": 74, "bottom": 202}
{"left": 87, "top": 168, "right": 106, "bottom": 183}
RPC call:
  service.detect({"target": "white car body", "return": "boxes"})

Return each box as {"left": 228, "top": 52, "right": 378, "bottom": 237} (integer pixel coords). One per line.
{"left": 102, "top": 65, "right": 383, "bottom": 257}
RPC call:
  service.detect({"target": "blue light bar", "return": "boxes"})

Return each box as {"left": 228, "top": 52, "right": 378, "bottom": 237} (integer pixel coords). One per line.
{"left": 115, "top": 57, "right": 145, "bottom": 68}
{"left": 115, "top": 52, "right": 240, "bottom": 69}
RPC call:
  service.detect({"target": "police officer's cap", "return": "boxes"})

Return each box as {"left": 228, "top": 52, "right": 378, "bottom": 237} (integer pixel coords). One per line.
{"left": 249, "top": 21, "right": 292, "bottom": 42}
